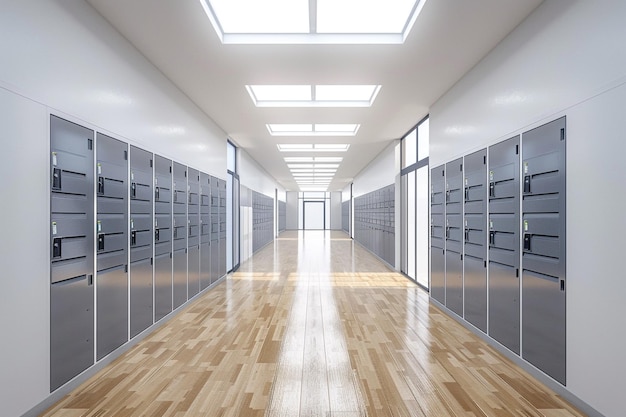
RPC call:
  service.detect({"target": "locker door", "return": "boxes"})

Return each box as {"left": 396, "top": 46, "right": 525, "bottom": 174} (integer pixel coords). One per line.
{"left": 210, "top": 176, "right": 220, "bottom": 283}
{"left": 154, "top": 155, "right": 172, "bottom": 321}
{"left": 445, "top": 159, "right": 464, "bottom": 317}
{"left": 430, "top": 165, "right": 446, "bottom": 304}
{"left": 218, "top": 179, "right": 227, "bottom": 277}
{"left": 463, "top": 149, "right": 488, "bottom": 333}
{"left": 129, "top": 146, "right": 153, "bottom": 338}
{"left": 488, "top": 136, "right": 520, "bottom": 354}
{"left": 96, "top": 133, "right": 128, "bottom": 360}
{"left": 200, "top": 172, "right": 211, "bottom": 290}
{"left": 50, "top": 115, "right": 94, "bottom": 391}
{"left": 188, "top": 168, "right": 200, "bottom": 297}
{"left": 172, "top": 162, "right": 188, "bottom": 309}
{"left": 521, "top": 117, "right": 566, "bottom": 384}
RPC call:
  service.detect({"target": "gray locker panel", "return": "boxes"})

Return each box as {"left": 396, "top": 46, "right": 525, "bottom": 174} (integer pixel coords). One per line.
{"left": 131, "top": 198, "right": 151, "bottom": 214}
{"left": 130, "top": 258, "right": 153, "bottom": 338}
{"left": 154, "top": 155, "right": 172, "bottom": 209}
{"left": 219, "top": 238, "right": 227, "bottom": 277}
{"left": 200, "top": 242, "right": 211, "bottom": 290}
{"left": 97, "top": 250, "right": 126, "bottom": 271}
{"left": 50, "top": 275, "right": 94, "bottom": 391}
{"left": 431, "top": 248, "right": 445, "bottom": 304}
{"left": 97, "top": 265, "right": 128, "bottom": 360}
{"left": 488, "top": 261, "right": 520, "bottom": 354}
{"left": 522, "top": 270, "right": 566, "bottom": 384}
{"left": 51, "top": 257, "right": 92, "bottom": 284}
{"left": 445, "top": 251, "right": 463, "bottom": 317}
{"left": 130, "top": 215, "right": 152, "bottom": 232}
{"left": 188, "top": 245, "right": 200, "bottom": 297}
{"left": 521, "top": 116, "right": 566, "bottom": 384}
{"left": 173, "top": 248, "right": 188, "bottom": 309}
{"left": 464, "top": 255, "right": 487, "bottom": 332}
{"left": 154, "top": 253, "right": 172, "bottom": 321}
{"left": 130, "top": 245, "right": 152, "bottom": 263}
{"left": 210, "top": 239, "right": 220, "bottom": 284}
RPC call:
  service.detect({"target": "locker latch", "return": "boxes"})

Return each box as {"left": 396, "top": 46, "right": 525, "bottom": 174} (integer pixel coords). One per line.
{"left": 489, "top": 231, "right": 495, "bottom": 246}
{"left": 523, "top": 175, "right": 531, "bottom": 193}
{"left": 464, "top": 228, "right": 470, "bottom": 242}
{"left": 98, "top": 176, "right": 104, "bottom": 195}
{"left": 52, "top": 238, "right": 62, "bottom": 258}
{"left": 155, "top": 228, "right": 160, "bottom": 242}
{"left": 189, "top": 225, "right": 192, "bottom": 237}
{"left": 445, "top": 189, "right": 450, "bottom": 203}
{"left": 174, "top": 190, "right": 178, "bottom": 203}
{"left": 97, "top": 233, "right": 105, "bottom": 251}
{"left": 445, "top": 226, "right": 450, "bottom": 239}
{"left": 489, "top": 182, "right": 495, "bottom": 197}
{"left": 523, "top": 234, "right": 531, "bottom": 251}
{"left": 131, "top": 182, "right": 136, "bottom": 198}
{"left": 155, "top": 186, "right": 160, "bottom": 201}
{"left": 174, "top": 227, "right": 178, "bottom": 239}
{"left": 52, "top": 168, "right": 62, "bottom": 190}
{"left": 464, "top": 187, "right": 469, "bottom": 201}
{"left": 131, "top": 230, "right": 137, "bottom": 246}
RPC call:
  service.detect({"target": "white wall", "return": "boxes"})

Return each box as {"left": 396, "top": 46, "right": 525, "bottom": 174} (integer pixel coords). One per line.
{"left": 0, "top": 1, "right": 280, "bottom": 415}
{"left": 329, "top": 192, "right": 343, "bottom": 230}
{"left": 238, "top": 149, "right": 284, "bottom": 198}
{"left": 286, "top": 191, "right": 299, "bottom": 230}
{"left": 429, "top": 0, "right": 626, "bottom": 415}
{"left": 352, "top": 141, "right": 399, "bottom": 197}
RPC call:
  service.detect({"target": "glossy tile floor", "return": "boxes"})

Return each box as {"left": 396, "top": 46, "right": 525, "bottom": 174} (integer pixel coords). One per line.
{"left": 42, "top": 231, "right": 583, "bottom": 417}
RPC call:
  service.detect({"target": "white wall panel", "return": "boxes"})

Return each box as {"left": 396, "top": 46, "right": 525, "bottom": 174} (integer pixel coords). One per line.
{"left": 430, "top": 1, "right": 626, "bottom": 415}
{"left": 329, "top": 192, "right": 343, "bottom": 230}
{"left": 239, "top": 149, "right": 284, "bottom": 198}
{"left": 353, "top": 141, "right": 399, "bottom": 197}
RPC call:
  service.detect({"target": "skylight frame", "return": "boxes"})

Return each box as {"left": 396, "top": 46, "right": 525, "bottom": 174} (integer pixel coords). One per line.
{"left": 277, "top": 144, "right": 350, "bottom": 152}
{"left": 247, "top": 85, "right": 381, "bottom": 107}
{"left": 200, "top": 0, "right": 427, "bottom": 45}
{"left": 268, "top": 124, "right": 360, "bottom": 136}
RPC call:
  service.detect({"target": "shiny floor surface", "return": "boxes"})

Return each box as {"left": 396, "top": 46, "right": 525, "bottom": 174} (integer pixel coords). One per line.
{"left": 42, "top": 231, "right": 583, "bottom": 417}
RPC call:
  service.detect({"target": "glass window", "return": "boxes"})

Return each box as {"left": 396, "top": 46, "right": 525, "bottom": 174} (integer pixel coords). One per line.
{"left": 417, "top": 117, "right": 429, "bottom": 160}
{"left": 227, "top": 141, "right": 236, "bottom": 172}
{"left": 402, "top": 128, "right": 417, "bottom": 168}
{"left": 407, "top": 171, "right": 416, "bottom": 280}
{"left": 415, "top": 166, "right": 429, "bottom": 288}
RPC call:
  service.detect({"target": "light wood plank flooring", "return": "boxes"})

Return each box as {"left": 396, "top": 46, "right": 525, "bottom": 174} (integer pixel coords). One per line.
{"left": 42, "top": 230, "right": 584, "bottom": 417}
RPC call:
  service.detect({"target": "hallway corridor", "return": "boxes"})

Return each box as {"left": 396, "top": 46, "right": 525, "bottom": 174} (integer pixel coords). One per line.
{"left": 42, "top": 231, "right": 582, "bottom": 417}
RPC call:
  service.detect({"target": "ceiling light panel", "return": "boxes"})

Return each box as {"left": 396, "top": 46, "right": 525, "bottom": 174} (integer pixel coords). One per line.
{"left": 247, "top": 85, "right": 312, "bottom": 103}
{"left": 268, "top": 124, "right": 359, "bottom": 136}
{"left": 315, "top": 85, "right": 380, "bottom": 103}
{"left": 317, "top": 0, "right": 417, "bottom": 33}
{"left": 277, "top": 144, "right": 350, "bottom": 152}
{"left": 249, "top": 85, "right": 380, "bottom": 107}
{"left": 207, "top": 0, "right": 309, "bottom": 34}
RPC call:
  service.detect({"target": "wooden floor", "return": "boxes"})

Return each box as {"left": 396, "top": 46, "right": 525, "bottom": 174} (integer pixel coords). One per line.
{"left": 42, "top": 231, "right": 584, "bottom": 417}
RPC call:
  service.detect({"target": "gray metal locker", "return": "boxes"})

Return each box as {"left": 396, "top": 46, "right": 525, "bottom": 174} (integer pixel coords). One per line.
{"left": 50, "top": 115, "right": 94, "bottom": 391}
{"left": 521, "top": 117, "right": 566, "bottom": 384}
{"left": 463, "top": 149, "right": 488, "bottom": 332}
{"left": 154, "top": 155, "right": 172, "bottom": 321}
{"left": 129, "top": 146, "right": 153, "bottom": 338}
{"left": 218, "top": 179, "right": 227, "bottom": 277}
{"left": 445, "top": 159, "right": 464, "bottom": 317}
{"left": 200, "top": 172, "right": 211, "bottom": 290}
{"left": 188, "top": 168, "right": 200, "bottom": 297}
{"left": 210, "top": 176, "right": 220, "bottom": 283}
{"left": 172, "top": 162, "right": 188, "bottom": 309}
{"left": 430, "top": 165, "right": 446, "bottom": 304}
{"left": 488, "top": 136, "right": 520, "bottom": 354}
{"left": 95, "top": 133, "right": 128, "bottom": 361}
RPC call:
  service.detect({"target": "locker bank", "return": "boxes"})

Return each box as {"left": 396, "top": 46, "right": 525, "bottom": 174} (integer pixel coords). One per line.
{"left": 1, "top": 1, "right": 625, "bottom": 416}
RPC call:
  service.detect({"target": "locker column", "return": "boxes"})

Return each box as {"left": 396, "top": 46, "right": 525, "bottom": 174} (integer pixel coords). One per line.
{"left": 188, "top": 168, "right": 200, "bottom": 298}
{"left": 209, "top": 176, "right": 219, "bottom": 284}
{"left": 49, "top": 116, "right": 94, "bottom": 391}
{"left": 95, "top": 133, "right": 128, "bottom": 360}
{"left": 129, "top": 146, "right": 154, "bottom": 338}
{"left": 172, "top": 162, "right": 188, "bottom": 309}
{"left": 463, "top": 149, "right": 488, "bottom": 333}
{"left": 154, "top": 156, "right": 172, "bottom": 322}
{"left": 488, "top": 136, "right": 521, "bottom": 354}
{"left": 445, "top": 158, "right": 464, "bottom": 317}
{"left": 430, "top": 165, "right": 446, "bottom": 304}
{"left": 218, "top": 179, "right": 227, "bottom": 277}
{"left": 521, "top": 117, "right": 566, "bottom": 384}
{"left": 200, "top": 172, "right": 211, "bottom": 290}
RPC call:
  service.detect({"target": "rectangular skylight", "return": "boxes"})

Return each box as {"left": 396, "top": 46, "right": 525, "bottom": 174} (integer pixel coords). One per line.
{"left": 284, "top": 156, "right": 343, "bottom": 163}
{"left": 288, "top": 163, "right": 339, "bottom": 169}
{"left": 268, "top": 124, "right": 359, "bottom": 136}
{"left": 201, "top": 0, "right": 426, "bottom": 44}
{"left": 248, "top": 85, "right": 380, "bottom": 107}
{"left": 277, "top": 144, "right": 350, "bottom": 152}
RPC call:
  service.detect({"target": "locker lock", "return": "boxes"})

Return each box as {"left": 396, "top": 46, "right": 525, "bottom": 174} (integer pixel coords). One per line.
{"left": 131, "top": 230, "right": 137, "bottom": 246}
{"left": 131, "top": 182, "right": 136, "bottom": 198}
{"left": 464, "top": 228, "right": 470, "bottom": 242}
{"left": 445, "top": 189, "right": 451, "bottom": 203}
{"left": 155, "top": 186, "right": 160, "bottom": 201}
{"left": 489, "top": 231, "right": 495, "bottom": 246}
{"left": 98, "top": 176, "right": 105, "bottom": 195}
{"left": 174, "top": 190, "right": 178, "bottom": 203}
{"left": 445, "top": 226, "right": 451, "bottom": 239}
{"left": 489, "top": 182, "right": 495, "bottom": 198}
{"left": 523, "top": 175, "right": 531, "bottom": 193}
{"left": 174, "top": 227, "right": 178, "bottom": 239}
{"left": 97, "top": 233, "right": 105, "bottom": 251}
{"left": 52, "top": 168, "right": 62, "bottom": 190}
{"left": 464, "top": 187, "right": 469, "bottom": 201}
{"left": 523, "top": 233, "right": 532, "bottom": 251}
{"left": 155, "top": 228, "right": 160, "bottom": 242}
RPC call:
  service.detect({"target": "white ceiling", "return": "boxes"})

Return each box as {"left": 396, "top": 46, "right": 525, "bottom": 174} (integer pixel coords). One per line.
{"left": 86, "top": 0, "right": 543, "bottom": 191}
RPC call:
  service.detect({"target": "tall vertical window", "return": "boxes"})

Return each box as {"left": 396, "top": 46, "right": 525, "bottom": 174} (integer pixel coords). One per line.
{"left": 227, "top": 140, "right": 239, "bottom": 271}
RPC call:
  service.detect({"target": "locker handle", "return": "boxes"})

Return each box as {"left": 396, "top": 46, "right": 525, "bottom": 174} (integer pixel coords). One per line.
{"left": 489, "top": 231, "right": 495, "bottom": 246}
{"left": 560, "top": 279, "right": 565, "bottom": 292}
{"left": 52, "top": 168, "right": 62, "bottom": 190}
{"left": 131, "top": 182, "right": 136, "bottom": 198}
{"left": 174, "top": 190, "right": 178, "bottom": 203}
{"left": 445, "top": 189, "right": 450, "bottom": 203}
{"left": 52, "top": 237, "right": 62, "bottom": 258}
{"left": 98, "top": 176, "right": 105, "bottom": 195}
{"left": 155, "top": 186, "right": 160, "bottom": 201}
{"left": 189, "top": 225, "right": 192, "bottom": 237}
{"left": 174, "top": 227, "right": 178, "bottom": 239}
{"left": 489, "top": 182, "right": 495, "bottom": 198}
{"left": 464, "top": 187, "right": 469, "bottom": 201}
{"left": 155, "top": 228, "right": 160, "bottom": 242}
{"left": 445, "top": 226, "right": 450, "bottom": 239}
{"left": 523, "top": 233, "right": 532, "bottom": 251}
{"left": 87, "top": 274, "right": 93, "bottom": 286}
{"left": 131, "top": 230, "right": 137, "bottom": 246}
{"left": 464, "top": 228, "right": 470, "bottom": 242}
{"left": 523, "top": 175, "right": 531, "bottom": 193}
{"left": 97, "top": 233, "right": 105, "bottom": 251}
